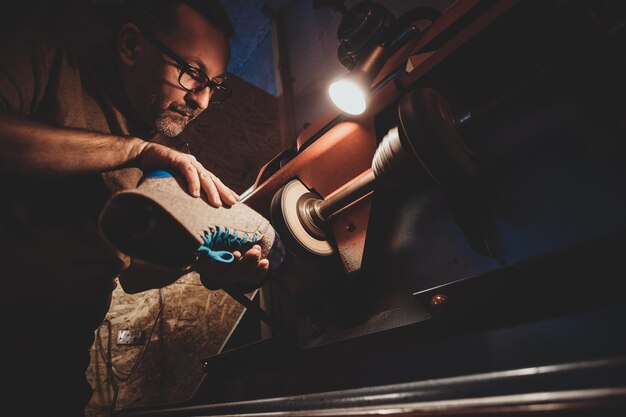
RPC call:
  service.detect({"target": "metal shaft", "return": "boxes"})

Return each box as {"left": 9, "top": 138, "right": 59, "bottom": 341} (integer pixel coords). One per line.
{"left": 317, "top": 169, "right": 377, "bottom": 221}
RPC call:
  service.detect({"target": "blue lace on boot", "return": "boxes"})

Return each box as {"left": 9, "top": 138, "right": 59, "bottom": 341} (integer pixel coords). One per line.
{"left": 197, "top": 226, "right": 259, "bottom": 263}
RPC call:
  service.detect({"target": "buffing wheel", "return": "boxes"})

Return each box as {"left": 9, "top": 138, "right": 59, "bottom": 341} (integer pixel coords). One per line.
{"left": 270, "top": 179, "right": 335, "bottom": 257}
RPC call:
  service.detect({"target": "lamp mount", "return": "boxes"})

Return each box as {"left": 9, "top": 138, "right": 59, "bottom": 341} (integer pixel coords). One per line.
{"left": 312, "top": 0, "right": 348, "bottom": 14}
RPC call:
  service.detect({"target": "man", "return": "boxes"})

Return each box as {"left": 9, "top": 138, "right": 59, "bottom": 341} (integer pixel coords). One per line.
{"left": 0, "top": 1, "right": 268, "bottom": 415}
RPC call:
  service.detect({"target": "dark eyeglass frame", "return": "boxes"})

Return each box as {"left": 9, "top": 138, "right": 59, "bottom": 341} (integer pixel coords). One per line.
{"left": 143, "top": 32, "right": 231, "bottom": 104}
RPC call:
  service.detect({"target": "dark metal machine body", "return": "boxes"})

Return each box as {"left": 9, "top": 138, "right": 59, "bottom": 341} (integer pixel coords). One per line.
{"left": 119, "top": 1, "right": 626, "bottom": 415}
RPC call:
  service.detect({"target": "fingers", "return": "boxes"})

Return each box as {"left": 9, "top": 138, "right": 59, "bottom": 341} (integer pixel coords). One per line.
{"left": 209, "top": 174, "right": 239, "bottom": 206}
{"left": 198, "top": 168, "right": 221, "bottom": 207}
{"left": 199, "top": 169, "right": 240, "bottom": 207}
{"left": 195, "top": 245, "right": 268, "bottom": 288}
{"left": 181, "top": 160, "right": 202, "bottom": 198}
{"left": 136, "top": 143, "right": 238, "bottom": 208}
{"left": 235, "top": 245, "right": 269, "bottom": 284}
{"left": 181, "top": 156, "right": 237, "bottom": 208}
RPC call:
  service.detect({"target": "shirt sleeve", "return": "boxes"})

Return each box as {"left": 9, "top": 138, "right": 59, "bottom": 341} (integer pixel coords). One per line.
{"left": 0, "top": 33, "right": 61, "bottom": 116}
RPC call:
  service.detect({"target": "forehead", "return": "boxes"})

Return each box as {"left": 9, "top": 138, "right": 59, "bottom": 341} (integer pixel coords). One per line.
{"left": 162, "top": 3, "right": 230, "bottom": 77}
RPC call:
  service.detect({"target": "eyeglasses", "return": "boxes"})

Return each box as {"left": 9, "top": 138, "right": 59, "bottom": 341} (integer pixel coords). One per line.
{"left": 143, "top": 32, "right": 231, "bottom": 104}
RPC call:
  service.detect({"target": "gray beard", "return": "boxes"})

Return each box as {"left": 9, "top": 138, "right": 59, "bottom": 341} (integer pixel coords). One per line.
{"left": 151, "top": 94, "right": 200, "bottom": 138}
{"left": 155, "top": 109, "right": 188, "bottom": 137}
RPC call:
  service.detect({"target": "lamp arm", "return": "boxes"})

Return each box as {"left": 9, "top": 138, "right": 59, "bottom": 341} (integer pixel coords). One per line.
{"left": 385, "top": 7, "right": 441, "bottom": 53}
{"left": 356, "top": 7, "right": 441, "bottom": 81}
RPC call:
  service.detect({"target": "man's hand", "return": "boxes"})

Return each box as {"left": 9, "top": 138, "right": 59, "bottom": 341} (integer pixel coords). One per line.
{"left": 194, "top": 244, "right": 270, "bottom": 289}
{"left": 136, "top": 141, "right": 239, "bottom": 208}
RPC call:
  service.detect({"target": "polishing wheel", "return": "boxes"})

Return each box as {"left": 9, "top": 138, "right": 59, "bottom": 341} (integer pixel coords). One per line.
{"left": 270, "top": 179, "right": 335, "bottom": 257}
{"left": 269, "top": 88, "right": 478, "bottom": 258}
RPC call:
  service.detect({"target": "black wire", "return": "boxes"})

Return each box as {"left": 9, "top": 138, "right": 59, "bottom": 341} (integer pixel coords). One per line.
{"left": 95, "top": 288, "right": 164, "bottom": 416}
{"left": 96, "top": 319, "right": 119, "bottom": 417}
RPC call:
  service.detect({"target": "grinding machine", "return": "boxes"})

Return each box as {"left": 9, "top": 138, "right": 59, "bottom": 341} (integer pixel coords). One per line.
{"left": 118, "top": 1, "right": 626, "bottom": 415}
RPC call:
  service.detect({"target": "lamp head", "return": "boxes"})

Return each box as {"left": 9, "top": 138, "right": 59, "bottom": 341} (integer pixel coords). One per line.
{"left": 317, "top": 1, "right": 394, "bottom": 114}
{"left": 328, "top": 70, "right": 368, "bottom": 115}
{"left": 316, "top": 0, "right": 441, "bottom": 115}
{"left": 328, "top": 42, "right": 389, "bottom": 115}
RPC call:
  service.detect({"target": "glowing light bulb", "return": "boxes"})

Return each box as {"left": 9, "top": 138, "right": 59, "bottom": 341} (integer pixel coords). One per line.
{"left": 329, "top": 78, "right": 367, "bottom": 115}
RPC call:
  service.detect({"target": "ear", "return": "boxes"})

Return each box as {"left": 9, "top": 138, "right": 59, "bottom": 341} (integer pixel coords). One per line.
{"left": 119, "top": 23, "right": 143, "bottom": 67}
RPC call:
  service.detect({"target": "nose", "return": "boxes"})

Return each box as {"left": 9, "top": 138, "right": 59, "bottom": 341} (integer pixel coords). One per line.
{"left": 186, "top": 87, "right": 211, "bottom": 110}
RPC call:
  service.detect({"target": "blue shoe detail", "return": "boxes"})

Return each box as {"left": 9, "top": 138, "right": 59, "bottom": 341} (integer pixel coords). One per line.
{"left": 144, "top": 170, "right": 174, "bottom": 179}
{"left": 197, "top": 227, "right": 259, "bottom": 263}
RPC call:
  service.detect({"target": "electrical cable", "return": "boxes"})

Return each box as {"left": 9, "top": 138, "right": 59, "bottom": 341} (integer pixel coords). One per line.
{"left": 95, "top": 288, "right": 164, "bottom": 416}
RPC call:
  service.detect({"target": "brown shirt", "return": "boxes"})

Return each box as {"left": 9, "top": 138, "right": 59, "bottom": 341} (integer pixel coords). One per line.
{"left": 0, "top": 31, "right": 146, "bottom": 329}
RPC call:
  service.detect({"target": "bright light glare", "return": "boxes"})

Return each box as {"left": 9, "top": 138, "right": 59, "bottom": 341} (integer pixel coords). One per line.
{"left": 329, "top": 79, "right": 367, "bottom": 115}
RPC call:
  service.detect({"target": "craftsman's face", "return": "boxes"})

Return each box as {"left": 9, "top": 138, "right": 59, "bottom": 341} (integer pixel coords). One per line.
{"left": 123, "top": 4, "right": 230, "bottom": 137}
